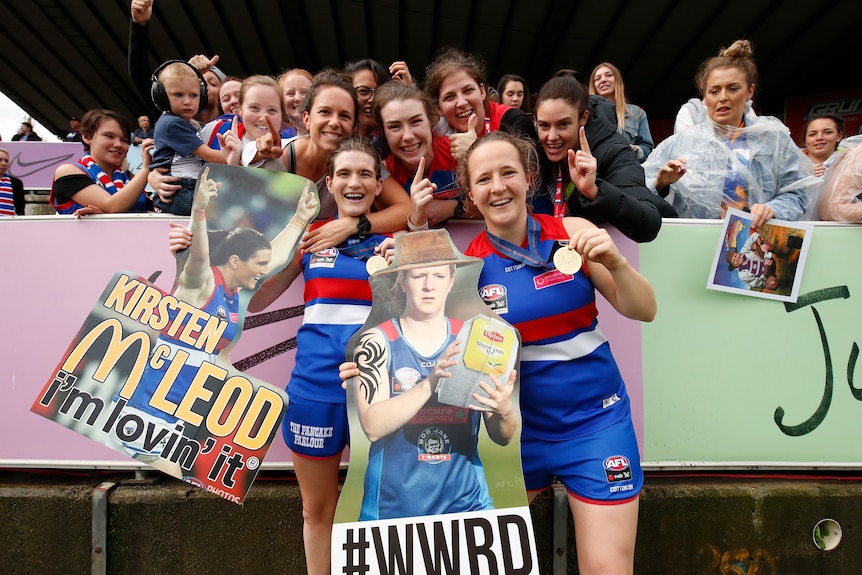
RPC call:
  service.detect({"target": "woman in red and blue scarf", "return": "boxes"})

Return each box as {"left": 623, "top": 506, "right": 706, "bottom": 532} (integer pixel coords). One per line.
{"left": 50, "top": 109, "right": 151, "bottom": 215}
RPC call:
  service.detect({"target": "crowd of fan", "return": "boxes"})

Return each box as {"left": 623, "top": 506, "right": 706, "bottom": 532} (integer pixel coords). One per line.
{"left": 1, "top": 0, "right": 858, "bottom": 224}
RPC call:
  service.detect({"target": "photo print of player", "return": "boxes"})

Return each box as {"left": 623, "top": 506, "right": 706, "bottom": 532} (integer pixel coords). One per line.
{"left": 31, "top": 164, "right": 319, "bottom": 504}
{"left": 708, "top": 207, "right": 813, "bottom": 303}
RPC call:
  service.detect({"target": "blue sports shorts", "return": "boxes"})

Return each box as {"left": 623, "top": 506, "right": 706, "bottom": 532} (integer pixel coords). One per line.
{"left": 521, "top": 416, "right": 643, "bottom": 503}
{"left": 283, "top": 394, "right": 348, "bottom": 458}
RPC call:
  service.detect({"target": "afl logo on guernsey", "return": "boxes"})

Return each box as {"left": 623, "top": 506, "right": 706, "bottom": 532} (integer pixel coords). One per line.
{"left": 393, "top": 367, "right": 421, "bottom": 392}
{"left": 480, "top": 284, "right": 508, "bottom": 314}
{"left": 217, "top": 305, "right": 237, "bottom": 323}
{"left": 481, "top": 284, "right": 506, "bottom": 301}
{"left": 603, "top": 455, "right": 633, "bottom": 483}
{"left": 310, "top": 248, "right": 339, "bottom": 269}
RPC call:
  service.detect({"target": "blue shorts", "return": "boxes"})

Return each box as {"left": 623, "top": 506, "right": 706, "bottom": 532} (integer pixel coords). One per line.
{"left": 283, "top": 394, "right": 348, "bottom": 458}
{"left": 521, "top": 417, "right": 643, "bottom": 503}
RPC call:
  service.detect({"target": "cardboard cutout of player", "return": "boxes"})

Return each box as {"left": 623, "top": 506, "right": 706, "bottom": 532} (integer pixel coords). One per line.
{"left": 31, "top": 164, "right": 318, "bottom": 504}
{"left": 333, "top": 229, "right": 539, "bottom": 574}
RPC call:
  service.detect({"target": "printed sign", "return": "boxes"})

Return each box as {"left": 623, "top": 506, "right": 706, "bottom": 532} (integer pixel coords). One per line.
{"left": 31, "top": 272, "right": 285, "bottom": 503}
{"left": 2, "top": 142, "right": 84, "bottom": 189}
{"left": 29, "top": 164, "right": 319, "bottom": 503}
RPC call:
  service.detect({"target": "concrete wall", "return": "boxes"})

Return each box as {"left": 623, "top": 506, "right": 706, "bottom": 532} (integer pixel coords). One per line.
{"left": 0, "top": 471, "right": 858, "bottom": 574}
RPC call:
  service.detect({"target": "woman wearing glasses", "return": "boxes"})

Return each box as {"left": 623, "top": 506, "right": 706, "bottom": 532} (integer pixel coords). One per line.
{"left": 344, "top": 59, "right": 389, "bottom": 139}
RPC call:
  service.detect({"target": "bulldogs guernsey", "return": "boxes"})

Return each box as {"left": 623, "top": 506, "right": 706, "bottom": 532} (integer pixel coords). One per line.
{"left": 286, "top": 229, "right": 386, "bottom": 405}
{"left": 466, "top": 214, "right": 631, "bottom": 440}
{"left": 124, "top": 267, "right": 239, "bottom": 418}
{"left": 360, "top": 317, "right": 494, "bottom": 520}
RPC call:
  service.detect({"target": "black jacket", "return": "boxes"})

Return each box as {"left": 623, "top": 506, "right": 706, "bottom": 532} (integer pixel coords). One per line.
{"left": 534, "top": 99, "right": 676, "bottom": 243}
{"left": 129, "top": 20, "right": 159, "bottom": 119}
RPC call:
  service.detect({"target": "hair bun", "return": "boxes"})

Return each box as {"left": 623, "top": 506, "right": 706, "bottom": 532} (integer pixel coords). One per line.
{"left": 719, "top": 39, "right": 753, "bottom": 60}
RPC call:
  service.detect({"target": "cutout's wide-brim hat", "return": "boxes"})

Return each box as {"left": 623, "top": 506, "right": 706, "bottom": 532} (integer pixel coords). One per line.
{"left": 375, "top": 229, "right": 480, "bottom": 276}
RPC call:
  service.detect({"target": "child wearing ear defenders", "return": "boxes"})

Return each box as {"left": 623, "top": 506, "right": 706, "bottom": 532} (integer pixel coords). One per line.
{"left": 151, "top": 61, "right": 228, "bottom": 215}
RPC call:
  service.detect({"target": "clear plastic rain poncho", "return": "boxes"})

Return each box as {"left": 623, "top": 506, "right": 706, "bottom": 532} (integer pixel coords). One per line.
{"left": 818, "top": 135, "right": 862, "bottom": 222}
{"left": 643, "top": 116, "right": 822, "bottom": 221}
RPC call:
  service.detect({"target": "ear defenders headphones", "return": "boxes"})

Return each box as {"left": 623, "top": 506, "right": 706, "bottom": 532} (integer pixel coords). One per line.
{"left": 150, "top": 60, "right": 208, "bottom": 114}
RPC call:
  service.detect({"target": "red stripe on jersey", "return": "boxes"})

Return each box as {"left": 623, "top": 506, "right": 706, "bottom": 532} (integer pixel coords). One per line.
{"left": 515, "top": 300, "right": 597, "bottom": 344}
{"left": 379, "top": 319, "right": 399, "bottom": 341}
{"left": 386, "top": 135, "right": 456, "bottom": 186}
{"left": 304, "top": 277, "right": 372, "bottom": 303}
{"left": 208, "top": 266, "right": 237, "bottom": 305}
{"left": 465, "top": 232, "right": 495, "bottom": 258}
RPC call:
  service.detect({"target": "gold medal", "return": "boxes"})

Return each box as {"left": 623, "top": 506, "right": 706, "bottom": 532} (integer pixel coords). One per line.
{"left": 553, "top": 246, "right": 582, "bottom": 275}
{"left": 365, "top": 255, "right": 388, "bottom": 275}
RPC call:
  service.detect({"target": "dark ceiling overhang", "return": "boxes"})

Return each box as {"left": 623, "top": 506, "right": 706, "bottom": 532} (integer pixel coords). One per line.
{"left": 2, "top": 0, "right": 860, "bottom": 139}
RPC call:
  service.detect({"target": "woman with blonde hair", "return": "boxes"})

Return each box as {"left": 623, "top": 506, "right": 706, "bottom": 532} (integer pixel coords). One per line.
{"left": 278, "top": 68, "right": 314, "bottom": 137}
{"left": 590, "top": 62, "right": 654, "bottom": 163}
{"left": 461, "top": 129, "right": 655, "bottom": 575}
{"left": 643, "top": 40, "right": 819, "bottom": 228}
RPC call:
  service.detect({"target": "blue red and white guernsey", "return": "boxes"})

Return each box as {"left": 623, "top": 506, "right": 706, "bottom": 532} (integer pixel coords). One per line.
{"left": 360, "top": 316, "right": 494, "bottom": 520}
{"left": 202, "top": 113, "right": 241, "bottom": 151}
{"left": 124, "top": 266, "right": 240, "bottom": 417}
{"left": 286, "top": 224, "right": 388, "bottom": 405}
{"left": 386, "top": 135, "right": 461, "bottom": 200}
{"left": 465, "top": 214, "right": 631, "bottom": 441}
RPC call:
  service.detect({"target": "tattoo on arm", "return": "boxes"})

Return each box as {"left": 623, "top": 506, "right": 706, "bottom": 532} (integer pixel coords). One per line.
{"left": 354, "top": 332, "right": 386, "bottom": 404}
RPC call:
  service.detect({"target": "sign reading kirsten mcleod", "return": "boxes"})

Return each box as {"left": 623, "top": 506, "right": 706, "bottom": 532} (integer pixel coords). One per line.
{"left": 333, "top": 230, "right": 538, "bottom": 574}
{"left": 30, "top": 165, "right": 318, "bottom": 503}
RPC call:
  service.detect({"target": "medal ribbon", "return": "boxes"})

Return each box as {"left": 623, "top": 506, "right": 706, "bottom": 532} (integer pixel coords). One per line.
{"left": 485, "top": 215, "right": 553, "bottom": 268}
{"left": 553, "top": 166, "right": 565, "bottom": 218}
{"left": 337, "top": 235, "right": 380, "bottom": 260}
